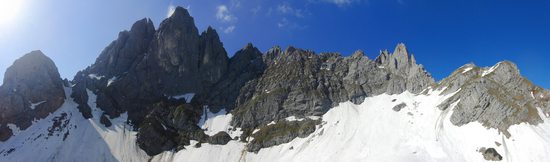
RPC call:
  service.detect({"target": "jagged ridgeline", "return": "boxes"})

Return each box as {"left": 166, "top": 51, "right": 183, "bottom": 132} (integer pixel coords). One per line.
{"left": 1, "top": 6, "right": 549, "bottom": 158}
{"left": 67, "top": 6, "right": 436, "bottom": 155}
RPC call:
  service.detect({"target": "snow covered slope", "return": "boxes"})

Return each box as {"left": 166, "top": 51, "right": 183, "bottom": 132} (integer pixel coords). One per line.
{"left": 152, "top": 88, "right": 550, "bottom": 162}
{"left": 0, "top": 87, "right": 148, "bottom": 162}
{"left": 2, "top": 87, "right": 550, "bottom": 162}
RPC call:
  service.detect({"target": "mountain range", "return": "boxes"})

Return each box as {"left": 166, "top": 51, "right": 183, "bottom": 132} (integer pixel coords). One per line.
{"left": 1, "top": 6, "right": 549, "bottom": 162}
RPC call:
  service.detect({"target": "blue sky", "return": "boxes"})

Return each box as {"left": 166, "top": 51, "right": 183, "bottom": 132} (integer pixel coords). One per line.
{"left": 0, "top": 0, "right": 549, "bottom": 88}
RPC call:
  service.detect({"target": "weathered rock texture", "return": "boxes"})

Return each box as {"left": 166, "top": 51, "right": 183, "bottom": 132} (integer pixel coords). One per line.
{"left": 479, "top": 147, "right": 503, "bottom": 161}
{"left": 246, "top": 119, "right": 320, "bottom": 153}
{"left": 0, "top": 51, "right": 66, "bottom": 141}
{"left": 437, "top": 61, "right": 550, "bottom": 137}
{"left": 231, "top": 44, "right": 434, "bottom": 132}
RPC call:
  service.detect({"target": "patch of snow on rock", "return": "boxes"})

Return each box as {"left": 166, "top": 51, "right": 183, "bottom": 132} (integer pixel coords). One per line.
{"left": 482, "top": 63, "right": 500, "bottom": 77}
{"left": 285, "top": 116, "right": 305, "bottom": 122}
{"left": 87, "top": 74, "right": 105, "bottom": 80}
{"left": 462, "top": 67, "right": 473, "bottom": 73}
{"left": 107, "top": 76, "right": 118, "bottom": 87}
{"left": 172, "top": 93, "right": 195, "bottom": 103}
{"left": 198, "top": 107, "right": 241, "bottom": 138}
{"left": 6, "top": 124, "right": 21, "bottom": 136}
{"left": 29, "top": 101, "right": 46, "bottom": 110}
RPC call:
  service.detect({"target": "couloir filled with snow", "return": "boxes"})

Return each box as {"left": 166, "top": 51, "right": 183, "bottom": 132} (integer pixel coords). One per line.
{"left": 2, "top": 87, "right": 550, "bottom": 162}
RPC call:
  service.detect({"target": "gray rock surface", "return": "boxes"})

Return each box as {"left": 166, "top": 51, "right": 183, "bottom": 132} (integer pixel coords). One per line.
{"left": 0, "top": 51, "right": 66, "bottom": 141}
{"left": 479, "top": 147, "right": 503, "bottom": 161}
{"left": 246, "top": 120, "right": 320, "bottom": 153}
{"left": 71, "top": 17, "right": 156, "bottom": 120}
{"left": 200, "top": 43, "right": 266, "bottom": 112}
{"left": 231, "top": 44, "right": 434, "bottom": 131}
{"left": 438, "top": 61, "right": 550, "bottom": 137}
{"left": 208, "top": 132, "right": 232, "bottom": 145}
{"left": 393, "top": 102, "right": 407, "bottom": 112}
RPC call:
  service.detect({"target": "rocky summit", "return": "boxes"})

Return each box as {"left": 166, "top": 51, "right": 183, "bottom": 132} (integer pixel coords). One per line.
{"left": 0, "top": 51, "right": 66, "bottom": 141}
{"left": 437, "top": 61, "right": 550, "bottom": 137}
{"left": 1, "top": 6, "right": 550, "bottom": 162}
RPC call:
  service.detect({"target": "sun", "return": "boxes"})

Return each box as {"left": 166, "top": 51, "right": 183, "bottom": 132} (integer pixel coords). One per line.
{"left": 0, "top": 0, "right": 23, "bottom": 25}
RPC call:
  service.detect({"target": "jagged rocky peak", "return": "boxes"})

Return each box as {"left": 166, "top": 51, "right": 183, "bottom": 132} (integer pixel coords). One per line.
{"left": 203, "top": 43, "right": 266, "bottom": 112}
{"left": 70, "top": 17, "right": 156, "bottom": 119}
{"left": 199, "top": 26, "right": 229, "bottom": 85}
{"left": 147, "top": 6, "right": 229, "bottom": 94}
{"left": 0, "top": 50, "right": 66, "bottom": 141}
{"left": 351, "top": 49, "right": 367, "bottom": 59}
{"left": 154, "top": 6, "right": 200, "bottom": 72}
{"left": 374, "top": 43, "right": 435, "bottom": 94}
{"left": 264, "top": 46, "right": 282, "bottom": 64}
{"left": 87, "top": 17, "right": 155, "bottom": 77}
{"left": 231, "top": 43, "right": 264, "bottom": 67}
{"left": 438, "top": 61, "right": 550, "bottom": 137}
{"left": 169, "top": 6, "right": 192, "bottom": 20}
{"left": 376, "top": 43, "right": 418, "bottom": 70}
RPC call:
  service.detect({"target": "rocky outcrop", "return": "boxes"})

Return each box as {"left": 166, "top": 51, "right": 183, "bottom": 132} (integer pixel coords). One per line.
{"left": 375, "top": 43, "right": 435, "bottom": 94}
{"left": 136, "top": 100, "right": 202, "bottom": 155}
{"left": 393, "top": 102, "right": 407, "bottom": 112}
{"left": 479, "top": 147, "right": 503, "bottom": 161}
{"left": 0, "top": 51, "right": 66, "bottom": 141}
{"left": 136, "top": 99, "right": 234, "bottom": 155}
{"left": 231, "top": 44, "right": 434, "bottom": 132}
{"left": 438, "top": 61, "right": 550, "bottom": 137}
{"left": 246, "top": 119, "right": 320, "bottom": 153}
{"left": 200, "top": 43, "right": 266, "bottom": 112}
{"left": 209, "top": 132, "right": 232, "bottom": 145}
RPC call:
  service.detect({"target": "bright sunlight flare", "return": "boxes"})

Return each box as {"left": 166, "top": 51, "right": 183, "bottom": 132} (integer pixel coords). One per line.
{"left": 0, "top": 0, "right": 23, "bottom": 25}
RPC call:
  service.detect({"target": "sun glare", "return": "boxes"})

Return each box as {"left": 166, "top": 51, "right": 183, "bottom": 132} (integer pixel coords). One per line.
{"left": 0, "top": 0, "right": 23, "bottom": 25}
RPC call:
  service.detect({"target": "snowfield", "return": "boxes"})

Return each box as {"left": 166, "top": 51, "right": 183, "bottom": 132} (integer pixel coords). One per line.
{"left": 2, "top": 87, "right": 550, "bottom": 162}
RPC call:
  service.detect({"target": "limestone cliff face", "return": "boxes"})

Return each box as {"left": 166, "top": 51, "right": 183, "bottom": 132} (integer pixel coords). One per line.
{"left": 0, "top": 51, "right": 65, "bottom": 141}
